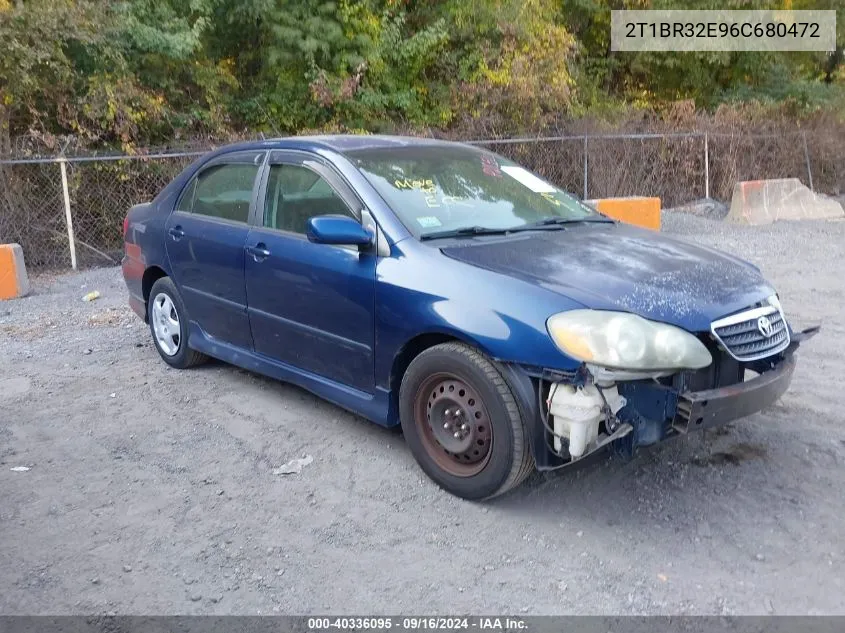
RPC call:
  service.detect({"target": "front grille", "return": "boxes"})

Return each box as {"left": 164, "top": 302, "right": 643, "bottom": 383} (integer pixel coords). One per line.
{"left": 711, "top": 304, "right": 790, "bottom": 362}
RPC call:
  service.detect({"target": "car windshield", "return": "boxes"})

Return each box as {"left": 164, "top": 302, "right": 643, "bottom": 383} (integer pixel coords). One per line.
{"left": 348, "top": 144, "right": 603, "bottom": 238}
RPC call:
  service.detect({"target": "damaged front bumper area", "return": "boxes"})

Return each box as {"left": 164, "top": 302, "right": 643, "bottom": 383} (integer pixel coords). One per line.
{"left": 672, "top": 353, "right": 795, "bottom": 434}
{"left": 524, "top": 325, "right": 819, "bottom": 471}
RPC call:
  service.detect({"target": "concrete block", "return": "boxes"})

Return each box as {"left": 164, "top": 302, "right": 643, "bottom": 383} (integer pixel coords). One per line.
{"left": 727, "top": 179, "right": 844, "bottom": 225}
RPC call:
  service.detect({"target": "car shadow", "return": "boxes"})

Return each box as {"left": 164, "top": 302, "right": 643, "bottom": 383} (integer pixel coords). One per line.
{"left": 201, "top": 359, "right": 405, "bottom": 440}
{"left": 188, "top": 358, "right": 783, "bottom": 535}
{"left": 482, "top": 425, "right": 778, "bottom": 531}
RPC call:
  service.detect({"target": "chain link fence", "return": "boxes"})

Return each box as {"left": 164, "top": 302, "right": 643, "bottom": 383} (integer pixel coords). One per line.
{"left": 471, "top": 130, "right": 842, "bottom": 206}
{"left": 0, "top": 153, "right": 199, "bottom": 270}
{"left": 1, "top": 131, "right": 841, "bottom": 272}
{"left": 471, "top": 132, "right": 709, "bottom": 204}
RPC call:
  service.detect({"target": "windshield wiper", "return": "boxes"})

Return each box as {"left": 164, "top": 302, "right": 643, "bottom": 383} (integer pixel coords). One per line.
{"left": 420, "top": 226, "right": 513, "bottom": 241}
{"left": 508, "top": 216, "right": 614, "bottom": 232}
{"left": 420, "top": 216, "right": 615, "bottom": 241}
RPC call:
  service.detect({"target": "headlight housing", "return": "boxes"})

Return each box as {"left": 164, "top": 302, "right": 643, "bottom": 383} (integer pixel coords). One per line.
{"left": 547, "top": 310, "right": 712, "bottom": 370}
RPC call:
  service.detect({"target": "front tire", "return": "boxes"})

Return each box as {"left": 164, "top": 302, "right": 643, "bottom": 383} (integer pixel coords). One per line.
{"left": 399, "top": 342, "right": 534, "bottom": 500}
{"left": 147, "top": 276, "right": 208, "bottom": 369}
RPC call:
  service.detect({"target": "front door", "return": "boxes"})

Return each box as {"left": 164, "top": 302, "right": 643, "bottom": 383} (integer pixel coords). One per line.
{"left": 165, "top": 150, "right": 264, "bottom": 349}
{"left": 244, "top": 152, "right": 377, "bottom": 392}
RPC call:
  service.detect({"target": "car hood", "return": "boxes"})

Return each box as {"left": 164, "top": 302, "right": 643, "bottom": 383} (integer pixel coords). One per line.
{"left": 440, "top": 223, "right": 775, "bottom": 332}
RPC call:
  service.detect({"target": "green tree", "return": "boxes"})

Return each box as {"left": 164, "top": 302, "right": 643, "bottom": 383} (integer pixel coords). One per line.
{"left": 0, "top": 0, "right": 111, "bottom": 152}
{"left": 2, "top": 0, "right": 842, "bottom": 153}
{"left": 561, "top": 0, "right": 844, "bottom": 113}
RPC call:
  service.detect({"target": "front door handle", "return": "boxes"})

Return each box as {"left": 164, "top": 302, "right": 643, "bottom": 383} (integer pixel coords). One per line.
{"left": 168, "top": 226, "right": 185, "bottom": 241}
{"left": 246, "top": 243, "right": 271, "bottom": 262}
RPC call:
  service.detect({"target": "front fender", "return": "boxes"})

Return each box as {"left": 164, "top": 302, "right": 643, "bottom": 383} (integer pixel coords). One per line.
{"left": 376, "top": 291, "right": 583, "bottom": 391}
{"left": 374, "top": 241, "right": 586, "bottom": 392}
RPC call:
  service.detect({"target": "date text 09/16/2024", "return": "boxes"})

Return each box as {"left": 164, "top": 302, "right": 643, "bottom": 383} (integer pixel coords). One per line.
{"left": 307, "top": 617, "right": 527, "bottom": 631}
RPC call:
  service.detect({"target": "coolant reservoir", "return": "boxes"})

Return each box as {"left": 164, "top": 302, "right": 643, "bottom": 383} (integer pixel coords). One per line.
{"left": 548, "top": 384, "right": 626, "bottom": 458}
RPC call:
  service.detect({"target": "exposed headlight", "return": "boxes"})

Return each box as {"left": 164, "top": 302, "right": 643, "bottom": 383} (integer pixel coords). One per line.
{"left": 547, "top": 310, "right": 712, "bottom": 370}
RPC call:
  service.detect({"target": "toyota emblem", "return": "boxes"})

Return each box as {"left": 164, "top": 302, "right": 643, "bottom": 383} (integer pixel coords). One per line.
{"left": 757, "top": 315, "right": 774, "bottom": 338}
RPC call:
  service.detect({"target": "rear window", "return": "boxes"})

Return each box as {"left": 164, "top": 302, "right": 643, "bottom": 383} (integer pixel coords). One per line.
{"left": 178, "top": 163, "right": 259, "bottom": 223}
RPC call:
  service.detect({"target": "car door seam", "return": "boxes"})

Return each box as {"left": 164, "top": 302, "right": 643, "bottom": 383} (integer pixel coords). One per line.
{"left": 247, "top": 305, "right": 373, "bottom": 353}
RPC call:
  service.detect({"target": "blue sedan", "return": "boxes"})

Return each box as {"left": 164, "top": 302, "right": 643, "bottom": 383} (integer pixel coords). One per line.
{"left": 122, "top": 135, "right": 818, "bottom": 499}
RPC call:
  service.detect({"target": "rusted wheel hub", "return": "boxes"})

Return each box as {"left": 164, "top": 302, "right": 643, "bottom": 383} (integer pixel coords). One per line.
{"left": 415, "top": 374, "right": 493, "bottom": 477}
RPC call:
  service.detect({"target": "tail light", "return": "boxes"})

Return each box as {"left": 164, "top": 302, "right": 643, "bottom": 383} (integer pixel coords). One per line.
{"left": 123, "top": 215, "right": 130, "bottom": 238}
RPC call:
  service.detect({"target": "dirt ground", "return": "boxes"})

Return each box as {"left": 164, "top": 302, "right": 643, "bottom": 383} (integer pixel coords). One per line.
{"left": 1, "top": 213, "right": 844, "bottom": 616}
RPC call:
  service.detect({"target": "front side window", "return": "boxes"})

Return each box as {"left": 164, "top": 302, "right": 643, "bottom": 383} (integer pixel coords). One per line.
{"left": 264, "top": 164, "right": 356, "bottom": 234}
{"left": 179, "top": 163, "right": 260, "bottom": 224}
{"left": 348, "top": 145, "right": 603, "bottom": 238}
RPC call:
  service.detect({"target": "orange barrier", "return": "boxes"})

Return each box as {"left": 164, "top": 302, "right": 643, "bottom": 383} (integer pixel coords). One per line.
{"left": 587, "top": 197, "right": 661, "bottom": 231}
{"left": 0, "top": 244, "right": 30, "bottom": 300}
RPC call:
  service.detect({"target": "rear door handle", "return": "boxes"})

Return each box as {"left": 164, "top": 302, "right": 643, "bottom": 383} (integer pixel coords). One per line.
{"left": 246, "top": 243, "right": 271, "bottom": 262}
{"left": 168, "top": 226, "right": 185, "bottom": 241}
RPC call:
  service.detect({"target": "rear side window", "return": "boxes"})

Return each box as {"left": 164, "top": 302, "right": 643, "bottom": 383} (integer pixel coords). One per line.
{"left": 175, "top": 178, "right": 196, "bottom": 213}
{"left": 178, "top": 163, "right": 260, "bottom": 223}
{"left": 264, "top": 164, "right": 355, "bottom": 234}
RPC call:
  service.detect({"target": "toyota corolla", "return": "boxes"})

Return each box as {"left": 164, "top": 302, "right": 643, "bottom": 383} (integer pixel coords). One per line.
{"left": 122, "top": 135, "right": 818, "bottom": 500}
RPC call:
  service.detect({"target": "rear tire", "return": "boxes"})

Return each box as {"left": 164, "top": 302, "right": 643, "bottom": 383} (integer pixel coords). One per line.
{"left": 399, "top": 342, "right": 534, "bottom": 500}
{"left": 147, "top": 276, "right": 208, "bottom": 369}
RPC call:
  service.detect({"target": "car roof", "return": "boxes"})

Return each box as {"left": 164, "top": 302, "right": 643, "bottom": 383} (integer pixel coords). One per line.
{"left": 301, "top": 134, "right": 470, "bottom": 152}
{"left": 208, "top": 134, "right": 476, "bottom": 159}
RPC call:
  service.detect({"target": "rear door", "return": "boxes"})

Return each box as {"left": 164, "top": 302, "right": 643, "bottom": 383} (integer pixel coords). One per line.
{"left": 244, "top": 151, "right": 377, "bottom": 392}
{"left": 165, "top": 150, "right": 265, "bottom": 349}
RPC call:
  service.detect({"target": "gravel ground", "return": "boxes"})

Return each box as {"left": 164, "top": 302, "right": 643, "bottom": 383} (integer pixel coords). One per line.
{"left": 1, "top": 213, "right": 844, "bottom": 616}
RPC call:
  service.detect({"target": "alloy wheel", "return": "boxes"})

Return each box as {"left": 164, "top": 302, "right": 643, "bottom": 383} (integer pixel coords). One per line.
{"left": 151, "top": 292, "right": 181, "bottom": 356}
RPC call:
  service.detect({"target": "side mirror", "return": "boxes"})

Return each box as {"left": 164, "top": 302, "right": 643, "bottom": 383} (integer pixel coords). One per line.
{"left": 306, "top": 215, "right": 373, "bottom": 246}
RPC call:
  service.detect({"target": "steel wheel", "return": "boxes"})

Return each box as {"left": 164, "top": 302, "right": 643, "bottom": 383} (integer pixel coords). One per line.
{"left": 414, "top": 373, "right": 493, "bottom": 477}
{"left": 151, "top": 292, "right": 181, "bottom": 356}
{"left": 400, "top": 342, "right": 535, "bottom": 499}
